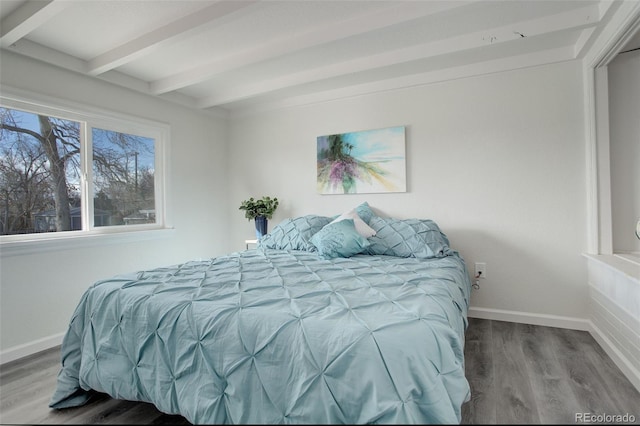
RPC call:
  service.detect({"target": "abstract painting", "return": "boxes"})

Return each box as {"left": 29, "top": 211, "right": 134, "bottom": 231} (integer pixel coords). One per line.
{"left": 317, "top": 126, "right": 406, "bottom": 194}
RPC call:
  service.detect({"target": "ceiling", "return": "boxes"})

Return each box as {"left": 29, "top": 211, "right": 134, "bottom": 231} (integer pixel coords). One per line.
{"left": 0, "top": 0, "right": 637, "bottom": 116}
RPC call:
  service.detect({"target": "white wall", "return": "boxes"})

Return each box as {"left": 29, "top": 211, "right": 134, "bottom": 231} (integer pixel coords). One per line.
{"left": 229, "top": 61, "right": 589, "bottom": 322}
{"left": 0, "top": 53, "right": 590, "bottom": 359}
{"left": 0, "top": 51, "right": 231, "bottom": 357}
{"left": 608, "top": 50, "right": 640, "bottom": 254}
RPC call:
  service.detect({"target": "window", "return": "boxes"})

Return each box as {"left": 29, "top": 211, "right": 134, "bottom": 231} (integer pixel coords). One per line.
{"left": 91, "top": 128, "right": 156, "bottom": 228}
{"left": 0, "top": 93, "right": 168, "bottom": 243}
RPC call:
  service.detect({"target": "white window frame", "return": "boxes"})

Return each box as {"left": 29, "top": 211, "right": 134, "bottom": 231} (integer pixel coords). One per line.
{"left": 0, "top": 87, "right": 172, "bottom": 256}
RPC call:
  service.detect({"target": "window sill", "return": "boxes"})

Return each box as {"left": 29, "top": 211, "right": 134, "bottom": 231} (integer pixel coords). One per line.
{"left": 0, "top": 228, "right": 175, "bottom": 258}
{"left": 583, "top": 253, "right": 640, "bottom": 285}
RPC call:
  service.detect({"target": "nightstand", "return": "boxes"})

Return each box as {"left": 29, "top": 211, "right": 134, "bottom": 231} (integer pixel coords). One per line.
{"left": 245, "top": 239, "right": 258, "bottom": 250}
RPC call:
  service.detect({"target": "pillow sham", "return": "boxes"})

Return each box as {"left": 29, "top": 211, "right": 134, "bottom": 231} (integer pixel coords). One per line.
{"left": 354, "top": 201, "right": 376, "bottom": 224}
{"left": 259, "top": 214, "right": 333, "bottom": 251}
{"left": 330, "top": 208, "right": 376, "bottom": 238}
{"left": 310, "top": 218, "right": 371, "bottom": 259}
{"left": 364, "top": 217, "right": 453, "bottom": 258}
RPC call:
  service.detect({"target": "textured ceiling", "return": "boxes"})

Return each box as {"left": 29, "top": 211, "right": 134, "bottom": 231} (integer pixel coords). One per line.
{"left": 0, "top": 0, "right": 638, "bottom": 116}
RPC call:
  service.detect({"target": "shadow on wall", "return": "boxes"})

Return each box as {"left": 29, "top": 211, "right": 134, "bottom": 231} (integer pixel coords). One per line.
{"left": 445, "top": 227, "right": 572, "bottom": 312}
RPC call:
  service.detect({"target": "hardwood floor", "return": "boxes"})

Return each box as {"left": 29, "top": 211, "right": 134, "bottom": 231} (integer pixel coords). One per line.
{"left": 461, "top": 318, "right": 640, "bottom": 424}
{"left": 1, "top": 318, "right": 638, "bottom": 424}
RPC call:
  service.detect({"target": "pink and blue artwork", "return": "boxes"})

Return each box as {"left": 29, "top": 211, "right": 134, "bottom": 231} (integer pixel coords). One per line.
{"left": 317, "top": 126, "right": 406, "bottom": 194}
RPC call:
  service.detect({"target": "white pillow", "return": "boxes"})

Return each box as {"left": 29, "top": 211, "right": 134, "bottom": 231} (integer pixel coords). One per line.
{"left": 330, "top": 208, "right": 376, "bottom": 238}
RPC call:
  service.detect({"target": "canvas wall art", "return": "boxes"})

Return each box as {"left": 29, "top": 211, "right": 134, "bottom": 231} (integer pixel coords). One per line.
{"left": 317, "top": 126, "right": 406, "bottom": 194}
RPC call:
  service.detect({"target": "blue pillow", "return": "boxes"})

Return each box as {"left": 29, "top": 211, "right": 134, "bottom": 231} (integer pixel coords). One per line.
{"left": 355, "top": 201, "right": 375, "bottom": 224}
{"left": 310, "top": 218, "right": 371, "bottom": 259}
{"left": 364, "top": 217, "right": 452, "bottom": 258}
{"left": 259, "top": 215, "right": 333, "bottom": 251}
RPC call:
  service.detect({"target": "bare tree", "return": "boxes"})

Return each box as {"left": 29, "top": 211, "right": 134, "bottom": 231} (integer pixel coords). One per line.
{"left": 37, "top": 115, "right": 76, "bottom": 231}
{"left": 1, "top": 107, "right": 155, "bottom": 234}
{"left": 1, "top": 112, "right": 79, "bottom": 232}
{"left": 0, "top": 138, "right": 52, "bottom": 233}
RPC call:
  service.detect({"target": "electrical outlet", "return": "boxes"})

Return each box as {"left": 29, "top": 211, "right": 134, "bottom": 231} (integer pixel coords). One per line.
{"left": 474, "top": 262, "right": 487, "bottom": 279}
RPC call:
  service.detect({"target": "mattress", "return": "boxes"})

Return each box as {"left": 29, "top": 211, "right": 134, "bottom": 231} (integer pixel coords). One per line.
{"left": 50, "top": 248, "right": 472, "bottom": 424}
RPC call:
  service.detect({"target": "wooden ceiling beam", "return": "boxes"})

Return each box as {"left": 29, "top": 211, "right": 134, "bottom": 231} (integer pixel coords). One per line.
{"left": 86, "top": 0, "right": 260, "bottom": 76}
{"left": 197, "top": 4, "right": 600, "bottom": 108}
{"left": 0, "top": 0, "right": 69, "bottom": 48}
{"left": 150, "top": 1, "right": 476, "bottom": 95}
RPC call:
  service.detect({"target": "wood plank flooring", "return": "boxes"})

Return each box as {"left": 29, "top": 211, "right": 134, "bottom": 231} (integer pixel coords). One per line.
{"left": 1, "top": 318, "right": 638, "bottom": 424}
{"left": 461, "top": 318, "right": 640, "bottom": 424}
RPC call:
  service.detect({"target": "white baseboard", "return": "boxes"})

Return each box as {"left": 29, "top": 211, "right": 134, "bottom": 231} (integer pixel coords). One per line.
{"left": 467, "top": 306, "right": 591, "bottom": 331}
{"left": 2, "top": 308, "right": 591, "bottom": 364}
{"left": 0, "top": 332, "right": 64, "bottom": 365}
{"left": 3, "top": 308, "right": 638, "bottom": 394}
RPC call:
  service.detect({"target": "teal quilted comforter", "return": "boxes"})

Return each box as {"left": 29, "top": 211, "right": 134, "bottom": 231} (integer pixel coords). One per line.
{"left": 50, "top": 249, "right": 472, "bottom": 424}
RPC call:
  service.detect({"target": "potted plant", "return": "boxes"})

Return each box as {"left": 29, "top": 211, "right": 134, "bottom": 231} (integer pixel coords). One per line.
{"left": 239, "top": 196, "right": 279, "bottom": 239}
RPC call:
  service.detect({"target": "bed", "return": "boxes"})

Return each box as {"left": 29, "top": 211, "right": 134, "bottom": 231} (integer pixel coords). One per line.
{"left": 50, "top": 204, "right": 472, "bottom": 424}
